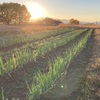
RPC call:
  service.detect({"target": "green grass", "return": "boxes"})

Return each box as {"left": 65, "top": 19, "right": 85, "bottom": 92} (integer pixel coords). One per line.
{"left": 1, "top": 87, "right": 5, "bottom": 100}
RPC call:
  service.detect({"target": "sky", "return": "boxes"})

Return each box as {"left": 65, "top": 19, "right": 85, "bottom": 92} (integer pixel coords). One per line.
{"left": 0, "top": 0, "right": 100, "bottom": 22}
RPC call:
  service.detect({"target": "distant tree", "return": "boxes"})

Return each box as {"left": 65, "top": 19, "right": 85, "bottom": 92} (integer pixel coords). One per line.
{"left": 69, "top": 18, "right": 79, "bottom": 25}
{"left": 69, "top": 18, "right": 74, "bottom": 24}
{"left": 42, "top": 17, "right": 62, "bottom": 25}
{"left": 0, "top": 3, "right": 31, "bottom": 24}
{"left": 96, "top": 22, "right": 97, "bottom": 24}
{"left": 55, "top": 19, "right": 62, "bottom": 25}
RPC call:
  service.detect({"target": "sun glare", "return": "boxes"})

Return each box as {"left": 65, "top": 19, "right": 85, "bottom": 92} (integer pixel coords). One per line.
{"left": 26, "top": 1, "right": 46, "bottom": 19}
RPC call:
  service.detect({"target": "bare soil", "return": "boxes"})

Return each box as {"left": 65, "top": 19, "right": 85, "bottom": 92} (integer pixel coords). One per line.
{"left": 80, "top": 29, "right": 100, "bottom": 100}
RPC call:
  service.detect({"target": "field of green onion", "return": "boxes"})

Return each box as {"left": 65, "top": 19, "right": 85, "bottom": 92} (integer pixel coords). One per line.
{"left": 0, "top": 28, "right": 73, "bottom": 48}
{"left": 0, "top": 28, "right": 93, "bottom": 100}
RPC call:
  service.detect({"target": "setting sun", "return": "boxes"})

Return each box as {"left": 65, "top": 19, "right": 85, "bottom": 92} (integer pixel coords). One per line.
{"left": 26, "top": 1, "right": 46, "bottom": 19}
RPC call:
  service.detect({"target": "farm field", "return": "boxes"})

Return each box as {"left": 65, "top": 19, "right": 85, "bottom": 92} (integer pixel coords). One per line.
{"left": 0, "top": 24, "right": 99, "bottom": 100}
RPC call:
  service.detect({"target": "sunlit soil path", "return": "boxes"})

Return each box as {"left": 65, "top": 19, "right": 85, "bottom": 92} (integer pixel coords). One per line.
{"left": 81, "top": 29, "right": 100, "bottom": 100}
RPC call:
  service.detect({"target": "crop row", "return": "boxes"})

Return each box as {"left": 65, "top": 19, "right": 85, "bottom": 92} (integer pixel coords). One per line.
{"left": 0, "top": 29, "right": 86, "bottom": 76}
{"left": 0, "top": 28, "right": 73, "bottom": 48}
{"left": 2, "top": 29, "right": 85, "bottom": 58}
{"left": 27, "top": 29, "right": 93, "bottom": 100}
{"left": 0, "top": 28, "right": 75, "bottom": 57}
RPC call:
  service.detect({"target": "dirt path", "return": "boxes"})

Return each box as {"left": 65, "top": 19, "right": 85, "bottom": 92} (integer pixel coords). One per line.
{"left": 40, "top": 30, "right": 94, "bottom": 100}
{"left": 80, "top": 29, "right": 100, "bottom": 100}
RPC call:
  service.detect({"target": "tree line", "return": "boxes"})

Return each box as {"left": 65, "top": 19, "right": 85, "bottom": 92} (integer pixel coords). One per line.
{"left": 0, "top": 2, "right": 80, "bottom": 25}
{"left": 38, "top": 17, "right": 62, "bottom": 25}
